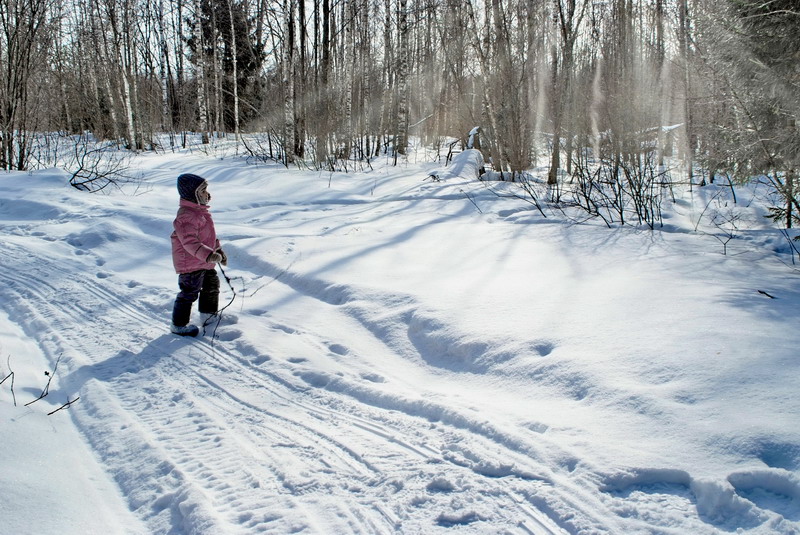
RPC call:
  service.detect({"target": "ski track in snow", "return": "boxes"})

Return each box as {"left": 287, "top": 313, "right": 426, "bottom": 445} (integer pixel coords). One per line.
{"left": 2, "top": 171, "right": 800, "bottom": 534}
{"left": 1, "top": 238, "right": 579, "bottom": 534}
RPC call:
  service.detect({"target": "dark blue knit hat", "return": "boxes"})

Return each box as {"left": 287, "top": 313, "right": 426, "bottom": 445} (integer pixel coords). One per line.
{"left": 177, "top": 173, "right": 207, "bottom": 203}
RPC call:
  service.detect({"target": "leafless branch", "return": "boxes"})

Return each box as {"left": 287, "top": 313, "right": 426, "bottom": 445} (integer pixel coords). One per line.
{"left": 48, "top": 397, "right": 81, "bottom": 416}
{"left": 24, "top": 354, "right": 62, "bottom": 407}
{"left": 1, "top": 354, "right": 16, "bottom": 406}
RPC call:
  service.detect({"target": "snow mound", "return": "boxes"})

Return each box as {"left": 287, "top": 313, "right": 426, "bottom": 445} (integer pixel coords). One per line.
{"left": 431, "top": 149, "right": 484, "bottom": 181}
{"left": 1, "top": 151, "right": 799, "bottom": 534}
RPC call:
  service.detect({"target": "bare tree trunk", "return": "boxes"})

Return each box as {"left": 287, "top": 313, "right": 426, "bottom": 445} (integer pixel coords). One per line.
{"left": 342, "top": 0, "right": 355, "bottom": 159}
{"left": 547, "top": 0, "right": 587, "bottom": 185}
{"left": 283, "top": 0, "right": 296, "bottom": 163}
{"left": 787, "top": 169, "right": 796, "bottom": 229}
{"left": 358, "top": 0, "right": 370, "bottom": 155}
{"left": 99, "top": 0, "right": 138, "bottom": 150}
{"left": 157, "top": 0, "right": 172, "bottom": 135}
{"left": 193, "top": 0, "right": 209, "bottom": 143}
{"left": 590, "top": 56, "right": 603, "bottom": 159}
{"left": 394, "top": 0, "right": 410, "bottom": 156}
{"left": 655, "top": 0, "right": 670, "bottom": 167}
{"left": 176, "top": 0, "right": 187, "bottom": 144}
{"left": 547, "top": 8, "right": 560, "bottom": 185}
{"left": 93, "top": 1, "right": 122, "bottom": 142}
{"left": 679, "top": 0, "right": 694, "bottom": 185}
{"left": 296, "top": 0, "right": 306, "bottom": 157}
{"left": 377, "top": 0, "right": 393, "bottom": 156}
{"left": 316, "top": 0, "right": 331, "bottom": 165}
{"left": 120, "top": 62, "right": 137, "bottom": 150}
{"left": 121, "top": 0, "right": 140, "bottom": 150}
{"left": 53, "top": 9, "right": 73, "bottom": 133}
{"left": 211, "top": 7, "right": 222, "bottom": 137}
{"left": 227, "top": 0, "right": 240, "bottom": 142}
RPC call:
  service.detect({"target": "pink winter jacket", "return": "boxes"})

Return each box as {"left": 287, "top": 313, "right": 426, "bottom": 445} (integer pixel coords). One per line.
{"left": 171, "top": 199, "right": 220, "bottom": 274}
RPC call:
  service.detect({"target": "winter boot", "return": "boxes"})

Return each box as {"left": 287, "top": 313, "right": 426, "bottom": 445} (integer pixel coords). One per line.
{"left": 171, "top": 323, "right": 200, "bottom": 337}
{"left": 199, "top": 312, "right": 218, "bottom": 328}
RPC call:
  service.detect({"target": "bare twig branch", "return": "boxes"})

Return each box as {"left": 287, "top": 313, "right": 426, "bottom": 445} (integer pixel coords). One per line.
{"left": 25, "top": 354, "right": 62, "bottom": 407}
{"left": 460, "top": 189, "right": 483, "bottom": 214}
{"left": 1, "top": 364, "right": 16, "bottom": 407}
{"left": 67, "top": 134, "right": 135, "bottom": 192}
{"left": 48, "top": 397, "right": 80, "bottom": 416}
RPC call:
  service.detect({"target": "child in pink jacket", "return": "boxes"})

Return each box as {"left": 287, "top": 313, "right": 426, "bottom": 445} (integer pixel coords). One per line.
{"left": 170, "top": 173, "right": 227, "bottom": 336}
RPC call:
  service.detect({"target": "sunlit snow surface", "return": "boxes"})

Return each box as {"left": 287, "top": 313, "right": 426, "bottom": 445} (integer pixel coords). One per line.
{"left": 1, "top": 146, "right": 799, "bottom": 534}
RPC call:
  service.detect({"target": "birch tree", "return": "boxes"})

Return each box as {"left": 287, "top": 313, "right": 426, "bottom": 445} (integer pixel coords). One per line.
{"left": 393, "top": 0, "right": 410, "bottom": 156}
{"left": 282, "top": 0, "right": 295, "bottom": 162}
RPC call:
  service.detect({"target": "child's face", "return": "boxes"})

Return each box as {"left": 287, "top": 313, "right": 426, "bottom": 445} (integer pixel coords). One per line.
{"left": 196, "top": 182, "right": 211, "bottom": 205}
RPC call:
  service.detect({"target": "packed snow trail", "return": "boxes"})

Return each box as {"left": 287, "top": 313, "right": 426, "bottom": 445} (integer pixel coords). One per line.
{"left": 2, "top": 155, "right": 800, "bottom": 534}
{"left": 1, "top": 226, "right": 580, "bottom": 534}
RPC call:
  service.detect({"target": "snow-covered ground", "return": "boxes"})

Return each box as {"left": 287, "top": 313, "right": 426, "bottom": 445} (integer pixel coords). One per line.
{"left": 1, "top": 145, "right": 799, "bottom": 534}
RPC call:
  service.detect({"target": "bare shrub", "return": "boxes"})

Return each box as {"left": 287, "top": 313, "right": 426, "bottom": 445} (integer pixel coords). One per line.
{"left": 66, "top": 134, "right": 136, "bottom": 192}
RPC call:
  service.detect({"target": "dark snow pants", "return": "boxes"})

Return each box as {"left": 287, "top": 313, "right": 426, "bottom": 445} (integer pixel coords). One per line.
{"left": 172, "top": 269, "right": 220, "bottom": 326}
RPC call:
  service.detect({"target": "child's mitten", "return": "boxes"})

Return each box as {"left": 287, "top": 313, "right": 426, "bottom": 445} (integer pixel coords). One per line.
{"left": 216, "top": 248, "right": 228, "bottom": 266}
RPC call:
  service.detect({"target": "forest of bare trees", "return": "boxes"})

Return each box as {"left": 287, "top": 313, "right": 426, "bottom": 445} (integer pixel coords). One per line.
{"left": 1, "top": 0, "right": 798, "bottom": 224}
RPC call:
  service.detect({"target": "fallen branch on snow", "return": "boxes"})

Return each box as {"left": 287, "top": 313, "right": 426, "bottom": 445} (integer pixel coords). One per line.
{"left": 48, "top": 397, "right": 81, "bottom": 416}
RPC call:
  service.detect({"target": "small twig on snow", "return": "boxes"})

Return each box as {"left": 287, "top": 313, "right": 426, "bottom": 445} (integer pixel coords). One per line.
{"left": 460, "top": 188, "right": 483, "bottom": 213}
{"left": 25, "top": 353, "right": 62, "bottom": 407}
{"left": 48, "top": 397, "right": 80, "bottom": 416}
{"left": 1, "top": 355, "right": 16, "bottom": 406}
{"left": 757, "top": 290, "right": 776, "bottom": 299}
{"left": 245, "top": 257, "right": 297, "bottom": 298}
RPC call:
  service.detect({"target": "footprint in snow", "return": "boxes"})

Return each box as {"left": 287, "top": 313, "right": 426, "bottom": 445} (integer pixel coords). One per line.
{"left": 753, "top": 440, "right": 800, "bottom": 471}
{"left": 207, "top": 313, "right": 238, "bottom": 326}
{"left": 296, "top": 371, "right": 330, "bottom": 388}
{"left": 526, "top": 421, "right": 549, "bottom": 434}
{"left": 728, "top": 470, "right": 800, "bottom": 521}
{"left": 436, "top": 511, "right": 482, "bottom": 527}
{"left": 327, "top": 343, "right": 348, "bottom": 356}
{"left": 360, "top": 372, "right": 385, "bottom": 383}
{"left": 600, "top": 468, "right": 767, "bottom": 530}
{"left": 272, "top": 323, "right": 297, "bottom": 335}
{"left": 534, "top": 342, "right": 555, "bottom": 357}
{"left": 215, "top": 329, "right": 242, "bottom": 342}
{"left": 426, "top": 477, "right": 456, "bottom": 493}
{"left": 250, "top": 355, "right": 271, "bottom": 366}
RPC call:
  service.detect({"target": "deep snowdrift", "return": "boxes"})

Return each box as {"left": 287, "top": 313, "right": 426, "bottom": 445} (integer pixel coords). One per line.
{"left": 1, "top": 147, "right": 799, "bottom": 534}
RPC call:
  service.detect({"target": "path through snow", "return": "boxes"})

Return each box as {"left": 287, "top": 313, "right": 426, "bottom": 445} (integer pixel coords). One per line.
{"left": 2, "top": 153, "right": 799, "bottom": 534}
